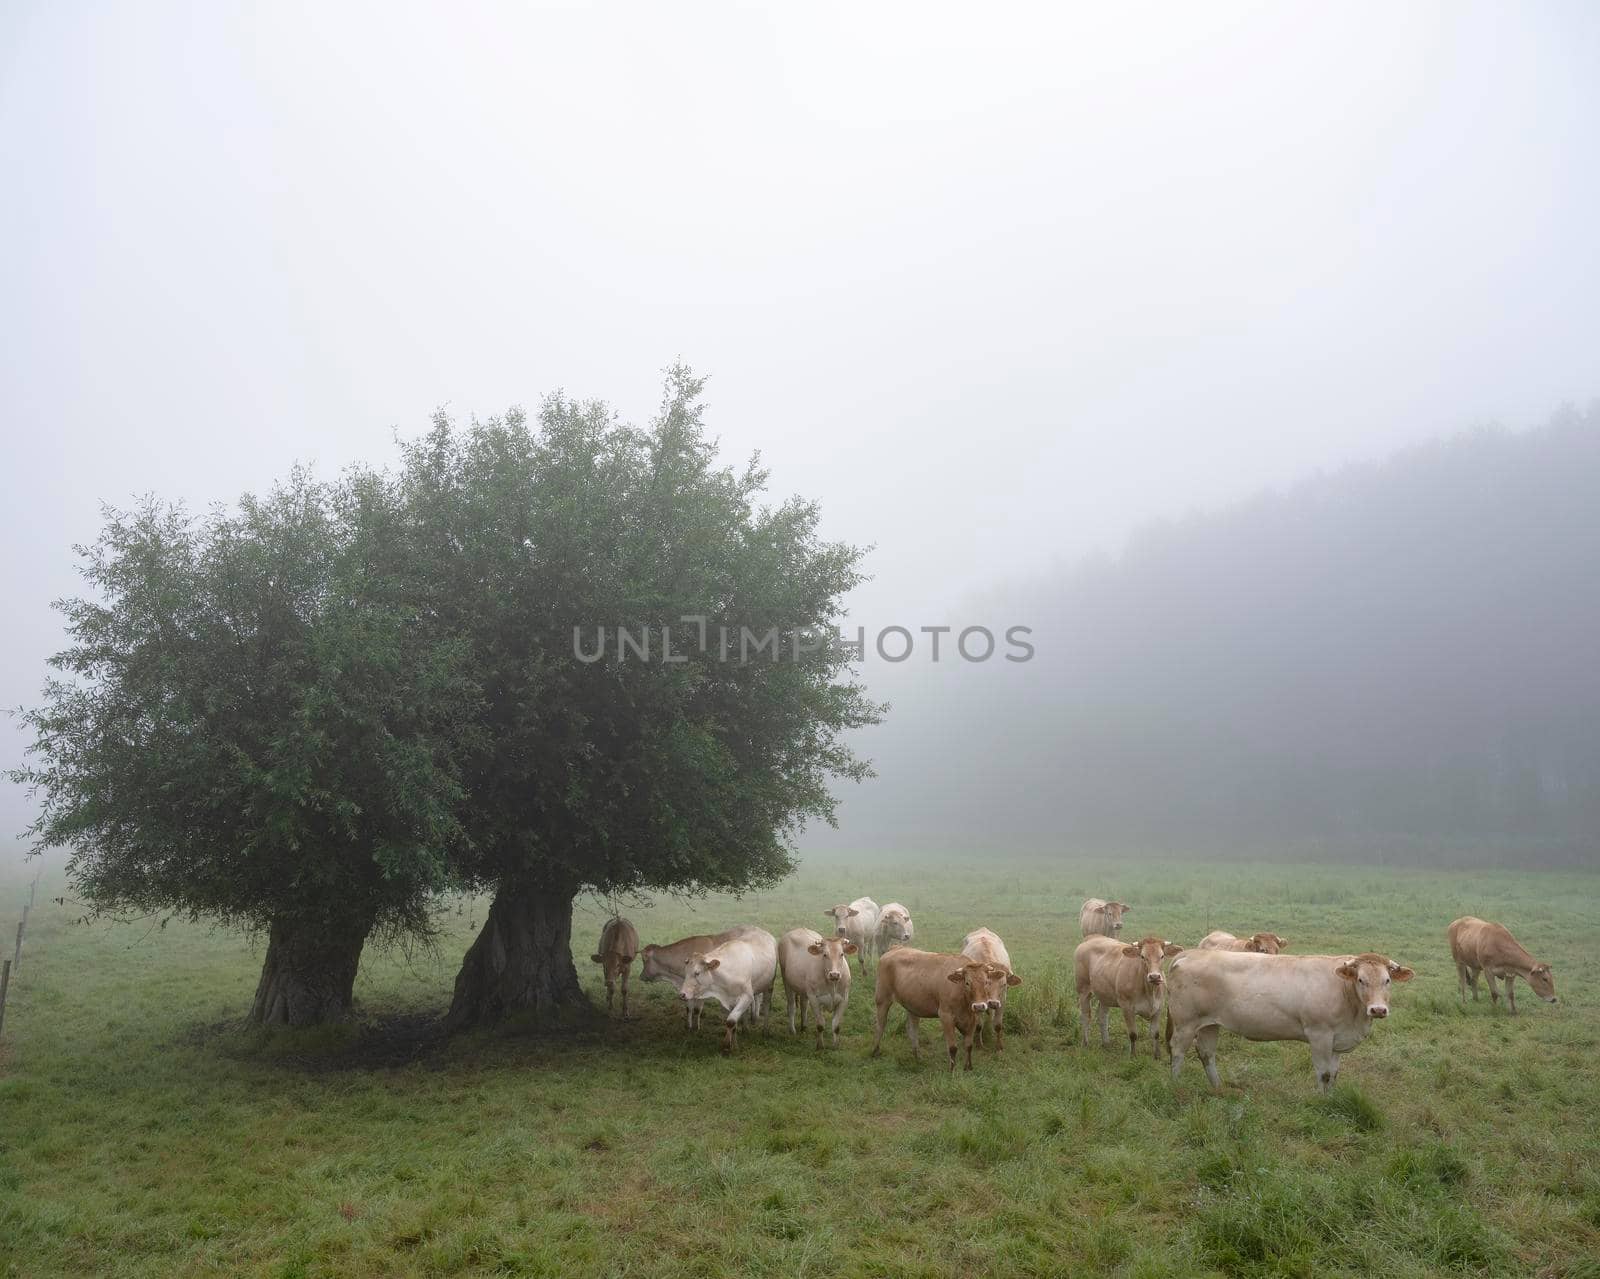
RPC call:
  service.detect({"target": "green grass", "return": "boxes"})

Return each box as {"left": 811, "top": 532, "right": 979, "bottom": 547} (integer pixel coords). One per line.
{"left": 1, "top": 852, "right": 1597, "bottom": 1277}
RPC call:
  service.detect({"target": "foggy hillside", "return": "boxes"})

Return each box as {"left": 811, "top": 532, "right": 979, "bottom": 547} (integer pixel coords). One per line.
{"left": 826, "top": 406, "right": 1600, "bottom": 864}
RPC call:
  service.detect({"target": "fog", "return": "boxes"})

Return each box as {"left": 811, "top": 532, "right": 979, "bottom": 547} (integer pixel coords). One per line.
{"left": 3, "top": 3, "right": 1598, "bottom": 862}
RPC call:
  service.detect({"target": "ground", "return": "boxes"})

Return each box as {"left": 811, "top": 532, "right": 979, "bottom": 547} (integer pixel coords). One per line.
{"left": 1, "top": 852, "right": 1597, "bottom": 1278}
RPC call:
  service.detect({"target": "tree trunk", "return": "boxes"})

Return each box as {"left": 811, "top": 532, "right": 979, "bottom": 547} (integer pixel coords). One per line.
{"left": 249, "top": 916, "right": 368, "bottom": 1026}
{"left": 446, "top": 880, "right": 588, "bottom": 1029}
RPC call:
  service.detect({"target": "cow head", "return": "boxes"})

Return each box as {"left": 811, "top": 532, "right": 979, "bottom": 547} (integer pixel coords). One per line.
{"left": 948, "top": 961, "right": 1023, "bottom": 1015}
{"left": 1335, "top": 953, "right": 1414, "bottom": 1019}
{"left": 807, "top": 935, "right": 857, "bottom": 982}
{"left": 1248, "top": 933, "right": 1288, "bottom": 954}
{"left": 1122, "top": 936, "right": 1183, "bottom": 987}
{"left": 1105, "top": 902, "right": 1130, "bottom": 932}
{"left": 1527, "top": 962, "right": 1557, "bottom": 1003}
{"left": 678, "top": 953, "right": 722, "bottom": 1004}
{"left": 823, "top": 904, "right": 859, "bottom": 937}
{"left": 639, "top": 944, "right": 672, "bottom": 982}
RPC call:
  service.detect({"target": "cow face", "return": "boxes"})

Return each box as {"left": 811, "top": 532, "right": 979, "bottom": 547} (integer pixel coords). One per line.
{"left": 806, "top": 935, "right": 856, "bottom": 982}
{"left": 1527, "top": 963, "right": 1557, "bottom": 1003}
{"left": 948, "top": 962, "right": 1022, "bottom": 1015}
{"left": 1105, "top": 902, "right": 1130, "bottom": 932}
{"left": 1335, "top": 953, "right": 1414, "bottom": 1019}
{"left": 1249, "top": 933, "right": 1288, "bottom": 955}
{"left": 678, "top": 954, "right": 721, "bottom": 1003}
{"left": 879, "top": 907, "right": 913, "bottom": 945}
{"left": 1122, "top": 936, "right": 1182, "bottom": 987}
{"left": 823, "top": 904, "right": 859, "bottom": 937}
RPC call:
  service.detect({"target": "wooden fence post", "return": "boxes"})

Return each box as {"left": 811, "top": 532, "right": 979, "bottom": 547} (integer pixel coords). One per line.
{"left": 12, "top": 911, "right": 23, "bottom": 973}
{"left": 0, "top": 957, "right": 11, "bottom": 1037}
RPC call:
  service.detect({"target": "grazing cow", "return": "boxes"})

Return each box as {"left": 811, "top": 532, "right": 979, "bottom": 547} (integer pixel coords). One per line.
{"left": 1448, "top": 917, "right": 1557, "bottom": 1013}
{"left": 1165, "top": 950, "right": 1414, "bottom": 1093}
{"left": 640, "top": 927, "right": 760, "bottom": 1029}
{"left": 1080, "top": 898, "right": 1131, "bottom": 938}
{"left": 877, "top": 902, "right": 914, "bottom": 953}
{"left": 590, "top": 916, "right": 640, "bottom": 1014}
{"left": 1076, "top": 934, "right": 1183, "bottom": 1059}
{"left": 678, "top": 928, "right": 779, "bottom": 1053}
{"left": 778, "top": 928, "right": 856, "bottom": 1047}
{"left": 824, "top": 897, "right": 879, "bottom": 972}
{"left": 870, "top": 947, "right": 1021, "bottom": 1072}
{"left": 961, "top": 927, "right": 1016, "bottom": 1050}
{"left": 1198, "top": 930, "right": 1288, "bottom": 955}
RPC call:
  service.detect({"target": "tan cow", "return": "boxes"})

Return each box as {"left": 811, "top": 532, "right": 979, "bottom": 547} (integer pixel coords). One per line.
{"left": 778, "top": 927, "right": 856, "bottom": 1047}
{"left": 1448, "top": 916, "right": 1557, "bottom": 1013}
{"left": 961, "top": 927, "right": 1016, "bottom": 1051}
{"left": 824, "top": 897, "right": 879, "bottom": 972}
{"left": 1198, "top": 930, "right": 1288, "bottom": 954}
{"left": 870, "top": 947, "right": 1021, "bottom": 1072}
{"left": 640, "top": 926, "right": 760, "bottom": 1029}
{"left": 1076, "top": 934, "right": 1183, "bottom": 1059}
{"left": 1165, "top": 950, "right": 1414, "bottom": 1093}
{"left": 1080, "top": 897, "right": 1131, "bottom": 938}
{"left": 590, "top": 916, "right": 640, "bottom": 1014}
{"left": 877, "top": 902, "right": 914, "bottom": 953}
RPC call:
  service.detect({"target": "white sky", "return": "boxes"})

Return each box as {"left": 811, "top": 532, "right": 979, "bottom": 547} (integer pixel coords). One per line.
{"left": 3, "top": 1, "right": 1598, "bottom": 841}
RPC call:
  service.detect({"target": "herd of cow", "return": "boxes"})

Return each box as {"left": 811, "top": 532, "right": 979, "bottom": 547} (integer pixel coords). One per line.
{"left": 589, "top": 897, "right": 1560, "bottom": 1094}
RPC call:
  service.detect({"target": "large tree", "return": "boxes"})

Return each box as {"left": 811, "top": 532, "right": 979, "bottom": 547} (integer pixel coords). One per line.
{"left": 10, "top": 469, "right": 476, "bottom": 1025}
{"left": 398, "top": 365, "right": 882, "bottom": 1026}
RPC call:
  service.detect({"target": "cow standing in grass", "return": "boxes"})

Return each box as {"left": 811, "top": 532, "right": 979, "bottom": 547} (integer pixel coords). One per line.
{"left": 640, "top": 927, "right": 761, "bottom": 1029}
{"left": 825, "top": 898, "right": 879, "bottom": 972}
{"left": 1165, "top": 950, "right": 1414, "bottom": 1093}
{"left": 1079, "top": 898, "right": 1130, "bottom": 938}
{"left": 961, "top": 927, "right": 1017, "bottom": 1051}
{"left": 778, "top": 928, "right": 856, "bottom": 1047}
{"left": 871, "top": 947, "right": 1021, "bottom": 1072}
{"left": 1076, "top": 934, "right": 1183, "bottom": 1059}
{"left": 678, "top": 928, "right": 779, "bottom": 1054}
{"left": 1448, "top": 917, "right": 1557, "bottom": 1013}
{"left": 591, "top": 916, "right": 640, "bottom": 1015}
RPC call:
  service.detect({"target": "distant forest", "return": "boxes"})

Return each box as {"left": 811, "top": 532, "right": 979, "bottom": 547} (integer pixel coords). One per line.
{"left": 843, "top": 405, "right": 1600, "bottom": 865}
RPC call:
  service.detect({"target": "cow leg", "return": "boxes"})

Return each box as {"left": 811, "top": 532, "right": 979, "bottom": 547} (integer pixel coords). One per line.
{"left": 1149, "top": 1010, "right": 1162, "bottom": 1061}
{"left": 787, "top": 986, "right": 798, "bottom": 1033}
{"left": 907, "top": 1016, "right": 921, "bottom": 1056}
{"left": 1504, "top": 974, "right": 1518, "bottom": 1015}
{"left": 620, "top": 966, "right": 630, "bottom": 1016}
{"left": 964, "top": 1019, "right": 977, "bottom": 1071}
{"left": 871, "top": 995, "right": 891, "bottom": 1057}
{"left": 831, "top": 1000, "right": 845, "bottom": 1047}
{"left": 1078, "top": 988, "right": 1094, "bottom": 1048}
{"left": 605, "top": 972, "right": 616, "bottom": 1014}
{"left": 1122, "top": 1003, "right": 1140, "bottom": 1057}
{"left": 1097, "top": 1000, "right": 1111, "bottom": 1048}
{"left": 1465, "top": 965, "right": 1480, "bottom": 999}
{"left": 722, "top": 992, "right": 753, "bottom": 1054}
{"left": 994, "top": 1006, "right": 1005, "bottom": 1053}
{"left": 1195, "top": 1025, "right": 1222, "bottom": 1091}
{"left": 1168, "top": 1022, "right": 1195, "bottom": 1080}
{"left": 1485, "top": 972, "right": 1500, "bottom": 1008}
{"left": 1456, "top": 962, "right": 1468, "bottom": 1002}
{"left": 939, "top": 1011, "right": 961, "bottom": 1073}
{"left": 1309, "top": 1031, "right": 1339, "bottom": 1093}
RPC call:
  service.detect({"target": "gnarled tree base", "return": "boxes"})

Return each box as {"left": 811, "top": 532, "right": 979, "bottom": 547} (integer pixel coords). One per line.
{"left": 249, "top": 917, "right": 367, "bottom": 1026}
{"left": 446, "top": 883, "right": 588, "bottom": 1029}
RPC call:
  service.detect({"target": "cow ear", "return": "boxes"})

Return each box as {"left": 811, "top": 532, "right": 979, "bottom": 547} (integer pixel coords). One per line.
{"left": 947, "top": 969, "right": 967, "bottom": 983}
{"left": 590, "top": 954, "right": 604, "bottom": 963}
{"left": 1119, "top": 904, "right": 1131, "bottom": 912}
{"left": 843, "top": 942, "right": 858, "bottom": 954}
{"left": 1335, "top": 962, "right": 1359, "bottom": 981}
{"left": 848, "top": 907, "right": 859, "bottom": 916}
{"left": 705, "top": 958, "right": 720, "bottom": 970}
{"left": 1121, "top": 945, "right": 1139, "bottom": 958}
{"left": 807, "top": 942, "right": 824, "bottom": 955}
{"left": 1164, "top": 943, "right": 1184, "bottom": 957}
{"left": 1006, "top": 972, "right": 1023, "bottom": 987}
{"left": 1276, "top": 937, "right": 1289, "bottom": 949}
{"left": 1389, "top": 964, "right": 1415, "bottom": 982}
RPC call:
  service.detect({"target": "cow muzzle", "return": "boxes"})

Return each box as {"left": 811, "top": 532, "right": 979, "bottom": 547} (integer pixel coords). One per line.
{"left": 1146, "top": 973, "right": 1163, "bottom": 986}
{"left": 827, "top": 971, "right": 842, "bottom": 983}
{"left": 986, "top": 999, "right": 1001, "bottom": 1010}
{"left": 1367, "top": 1004, "right": 1388, "bottom": 1018}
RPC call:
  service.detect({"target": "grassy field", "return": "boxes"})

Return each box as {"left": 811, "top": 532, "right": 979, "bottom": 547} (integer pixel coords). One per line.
{"left": 1, "top": 851, "right": 1597, "bottom": 1278}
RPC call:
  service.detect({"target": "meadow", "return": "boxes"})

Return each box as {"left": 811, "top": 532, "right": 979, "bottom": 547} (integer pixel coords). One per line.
{"left": 1, "top": 851, "right": 1597, "bottom": 1278}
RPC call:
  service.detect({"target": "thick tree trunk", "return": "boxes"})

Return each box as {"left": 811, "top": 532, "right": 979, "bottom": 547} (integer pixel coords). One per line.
{"left": 249, "top": 916, "right": 368, "bottom": 1026}
{"left": 445, "top": 880, "right": 589, "bottom": 1029}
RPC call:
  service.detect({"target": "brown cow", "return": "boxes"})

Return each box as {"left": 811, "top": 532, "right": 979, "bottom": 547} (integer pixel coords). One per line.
{"left": 1198, "top": 930, "right": 1288, "bottom": 955}
{"left": 960, "top": 927, "right": 1016, "bottom": 1051}
{"left": 870, "top": 947, "right": 1021, "bottom": 1072}
{"left": 1076, "top": 934, "right": 1183, "bottom": 1058}
{"left": 1448, "top": 916, "right": 1557, "bottom": 1014}
{"left": 591, "top": 916, "right": 640, "bottom": 1014}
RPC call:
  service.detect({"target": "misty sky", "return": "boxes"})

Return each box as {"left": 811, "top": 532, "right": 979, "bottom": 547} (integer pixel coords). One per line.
{"left": 3, "top": 2, "right": 1598, "bottom": 844}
